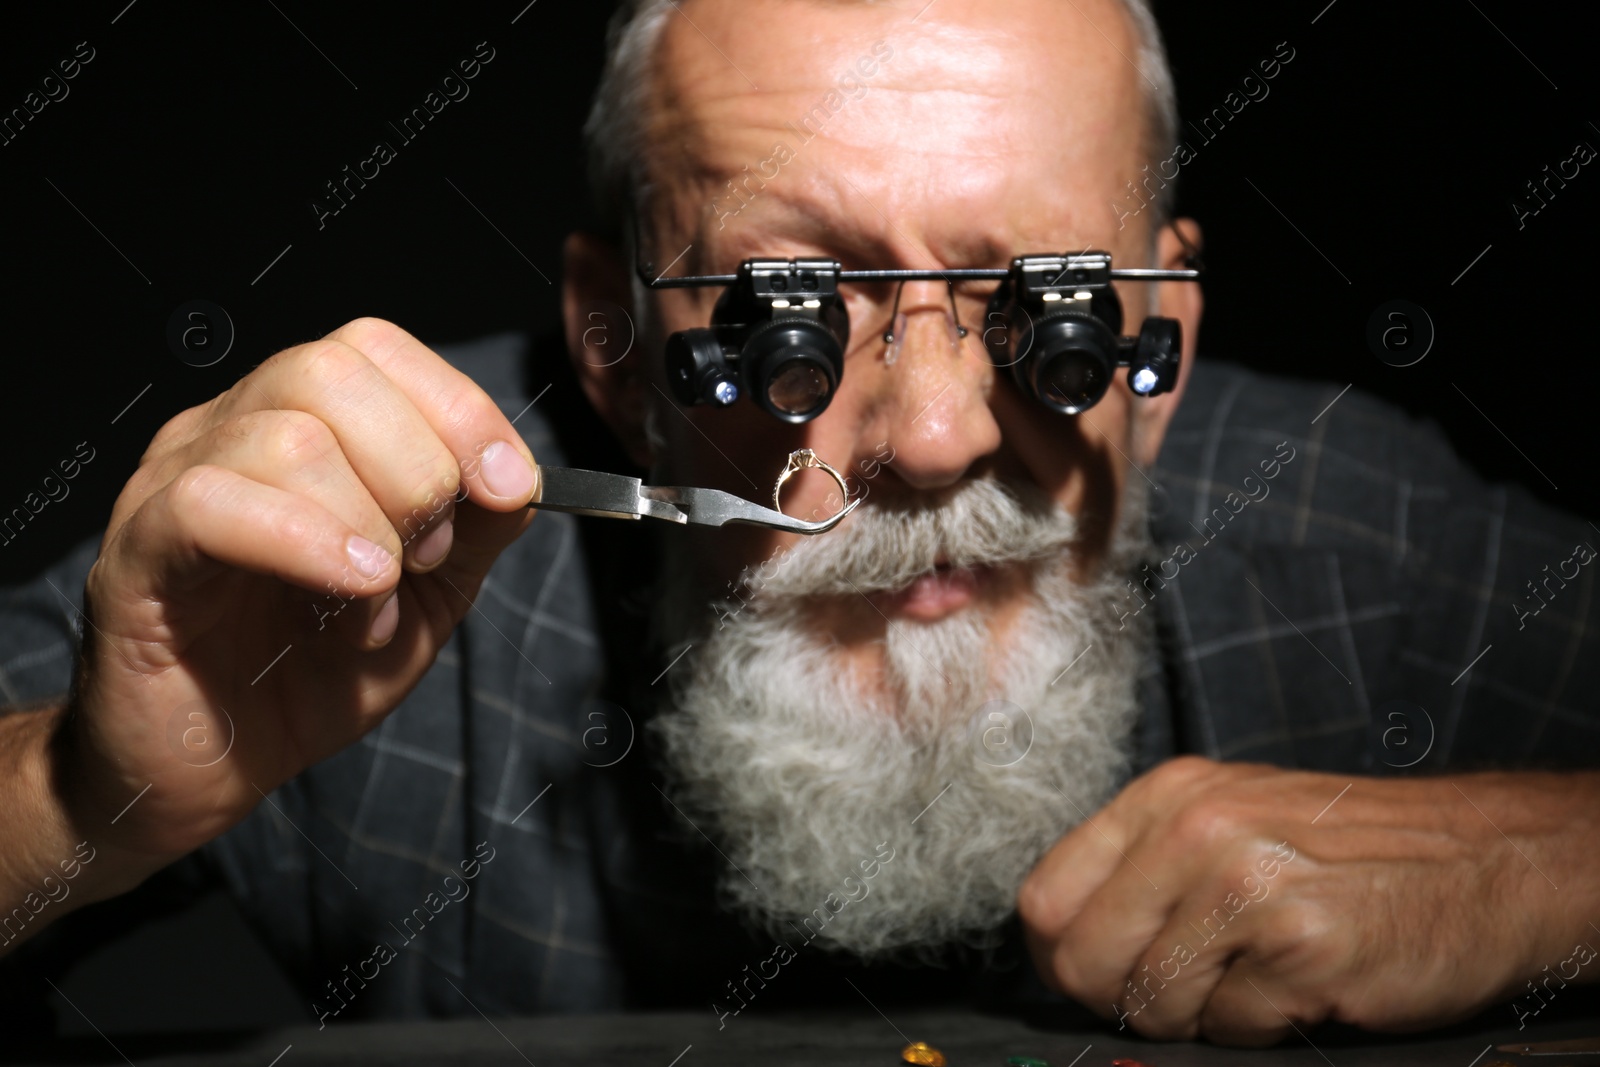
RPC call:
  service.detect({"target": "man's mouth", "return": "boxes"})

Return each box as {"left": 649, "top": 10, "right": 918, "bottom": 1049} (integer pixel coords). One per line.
{"left": 870, "top": 561, "right": 993, "bottom": 622}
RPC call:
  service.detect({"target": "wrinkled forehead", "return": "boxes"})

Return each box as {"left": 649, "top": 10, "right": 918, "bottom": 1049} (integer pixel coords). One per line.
{"left": 641, "top": 0, "right": 1149, "bottom": 258}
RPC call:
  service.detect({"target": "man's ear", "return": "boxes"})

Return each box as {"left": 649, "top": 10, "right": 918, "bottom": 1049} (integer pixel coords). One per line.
{"left": 1132, "top": 217, "right": 1204, "bottom": 467}
{"left": 563, "top": 230, "right": 654, "bottom": 467}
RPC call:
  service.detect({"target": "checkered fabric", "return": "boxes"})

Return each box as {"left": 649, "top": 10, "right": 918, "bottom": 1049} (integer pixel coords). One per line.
{"left": 1136, "top": 362, "right": 1600, "bottom": 777}
{"left": 2, "top": 333, "right": 1596, "bottom": 1026}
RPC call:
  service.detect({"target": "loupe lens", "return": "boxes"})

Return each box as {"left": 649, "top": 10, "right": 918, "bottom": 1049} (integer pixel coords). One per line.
{"left": 1035, "top": 351, "right": 1107, "bottom": 412}
{"left": 740, "top": 319, "right": 843, "bottom": 423}
{"left": 1016, "top": 314, "right": 1117, "bottom": 415}
{"left": 766, "top": 360, "right": 830, "bottom": 415}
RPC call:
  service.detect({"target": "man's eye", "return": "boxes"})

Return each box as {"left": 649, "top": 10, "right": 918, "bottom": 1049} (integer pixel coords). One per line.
{"left": 842, "top": 292, "right": 887, "bottom": 335}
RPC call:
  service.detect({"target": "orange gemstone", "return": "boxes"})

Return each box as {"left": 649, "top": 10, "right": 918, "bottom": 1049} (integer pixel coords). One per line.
{"left": 901, "top": 1041, "right": 947, "bottom": 1067}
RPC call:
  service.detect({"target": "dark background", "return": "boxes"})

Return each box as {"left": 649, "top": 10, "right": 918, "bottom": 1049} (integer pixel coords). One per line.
{"left": 2, "top": 0, "right": 1597, "bottom": 586}
{"left": 0, "top": 0, "right": 1594, "bottom": 1036}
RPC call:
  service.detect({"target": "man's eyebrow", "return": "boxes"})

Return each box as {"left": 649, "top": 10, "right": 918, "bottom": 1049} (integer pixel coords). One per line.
{"left": 704, "top": 195, "right": 1014, "bottom": 273}
{"left": 706, "top": 197, "right": 887, "bottom": 267}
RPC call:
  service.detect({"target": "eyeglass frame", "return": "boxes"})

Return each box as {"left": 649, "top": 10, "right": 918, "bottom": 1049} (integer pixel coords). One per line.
{"left": 633, "top": 222, "right": 1203, "bottom": 422}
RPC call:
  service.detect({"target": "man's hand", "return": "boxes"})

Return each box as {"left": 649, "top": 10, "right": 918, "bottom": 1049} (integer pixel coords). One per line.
{"left": 1018, "top": 755, "right": 1600, "bottom": 1046}
{"left": 20, "top": 318, "right": 541, "bottom": 916}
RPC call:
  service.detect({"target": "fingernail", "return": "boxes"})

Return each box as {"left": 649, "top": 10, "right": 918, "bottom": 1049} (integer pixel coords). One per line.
{"left": 479, "top": 439, "right": 536, "bottom": 501}
{"left": 412, "top": 519, "right": 453, "bottom": 568}
{"left": 369, "top": 591, "right": 399, "bottom": 645}
{"left": 347, "top": 535, "right": 391, "bottom": 580}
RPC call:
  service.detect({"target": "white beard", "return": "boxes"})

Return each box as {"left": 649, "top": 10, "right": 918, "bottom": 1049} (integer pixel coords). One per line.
{"left": 651, "top": 475, "right": 1153, "bottom": 959}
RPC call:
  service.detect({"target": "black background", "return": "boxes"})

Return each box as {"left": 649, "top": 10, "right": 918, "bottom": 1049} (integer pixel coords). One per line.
{"left": 0, "top": 0, "right": 1596, "bottom": 1035}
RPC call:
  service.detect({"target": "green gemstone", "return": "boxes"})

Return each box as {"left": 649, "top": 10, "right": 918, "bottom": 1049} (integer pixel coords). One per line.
{"left": 1006, "top": 1058, "right": 1049, "bottom": 1067}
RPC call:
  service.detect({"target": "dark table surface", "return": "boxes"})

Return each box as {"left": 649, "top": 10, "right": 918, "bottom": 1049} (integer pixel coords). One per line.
{"left": 15, "top": 995, "right": 1600, "bottom": 1067}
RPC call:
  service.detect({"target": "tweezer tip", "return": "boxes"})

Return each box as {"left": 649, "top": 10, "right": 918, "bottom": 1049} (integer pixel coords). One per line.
{"left": 806, "top": 495, "right": 859, "bottom": 532}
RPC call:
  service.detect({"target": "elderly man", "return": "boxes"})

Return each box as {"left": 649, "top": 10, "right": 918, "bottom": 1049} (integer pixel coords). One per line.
{"left": 1, "top": 0, "right": 1597, "bottom": 1048}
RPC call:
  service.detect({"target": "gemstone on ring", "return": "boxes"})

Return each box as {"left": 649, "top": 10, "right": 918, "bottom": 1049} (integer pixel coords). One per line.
{"left": 772, "top": 448, "right": 850, "bottom": 518}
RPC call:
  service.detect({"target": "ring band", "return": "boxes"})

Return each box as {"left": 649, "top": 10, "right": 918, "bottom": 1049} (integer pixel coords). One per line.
{"left": 773, "top": 448, "right": 851, "bottom": 516}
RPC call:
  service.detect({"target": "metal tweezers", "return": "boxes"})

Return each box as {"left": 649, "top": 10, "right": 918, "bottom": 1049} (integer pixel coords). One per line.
{"left": 529, "top": 466, "right": 858, "bottom": 534}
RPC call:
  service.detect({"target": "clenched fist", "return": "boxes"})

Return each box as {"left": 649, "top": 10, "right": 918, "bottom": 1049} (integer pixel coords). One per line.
{"left": 52, "top": 318, "right": 542, "bottom": 895}
{"left": 1018, "top": 755, "right": 1600, "bottom": 1046}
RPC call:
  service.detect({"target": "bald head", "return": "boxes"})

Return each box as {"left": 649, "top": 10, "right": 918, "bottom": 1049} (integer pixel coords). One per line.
{"left": 586, "top": 0, "right": 1177, "bottom": 250}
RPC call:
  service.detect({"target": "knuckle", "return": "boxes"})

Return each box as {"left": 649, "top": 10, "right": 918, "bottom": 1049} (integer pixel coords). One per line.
{"left": 1124, "top": 755, "right": 1218, "bottom": 809}
{"left": 165, "top": 463, "right": 232, "bottom": 517}
{"left": 1260, "top": 898, "right": 1337, "bottom": 953}
{"left": 271, "top": 507, "right": 325, "bottom": 554}
{"left": 1154, "top": 754, "right": 1219, "bottom": 787}
{"left": 396, "top": 470, "right": 459, "bottom": 540}
{"left": 419, "top": 456, "right": 465, "bottom": 504}
{"left": 1169, "top": 797, "right": 1245, "bottom": 850}
{"left": 116, "top": 463, "right": 165, "bottom": 513}
{"left": 254, "top": 409, "right": 338, "bottom": 466}
{"left": 1015, "top": 873, "right": 1056, "bottom": 933}
{"left": 141, "top": 402, "right": 213, "bottom": 463}
{"left": 84, "top": 546, "right": 113, "bottom": 600}
{"left": 294, "top": 339, "right": 376, "bottom": 397}
{"left": 331, "top": 316, "right": 407, "bottom": 353}
{"left": 434, "top": 390, "right": 492, "bottom": 442}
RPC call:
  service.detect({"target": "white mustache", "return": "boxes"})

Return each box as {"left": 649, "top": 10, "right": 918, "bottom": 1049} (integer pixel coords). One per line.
{"left": 751, "top": 477, "right": 1080, "bottom": 598}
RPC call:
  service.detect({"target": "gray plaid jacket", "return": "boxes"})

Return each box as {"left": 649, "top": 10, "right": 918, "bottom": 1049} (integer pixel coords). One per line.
{"left": 2, "top": 333, "right": 1596, "bottom": 1024}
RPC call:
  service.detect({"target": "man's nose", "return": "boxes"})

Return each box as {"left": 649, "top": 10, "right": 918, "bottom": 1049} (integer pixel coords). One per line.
{"left": 870, "top": 283, "right": 1002, "bottom": 490}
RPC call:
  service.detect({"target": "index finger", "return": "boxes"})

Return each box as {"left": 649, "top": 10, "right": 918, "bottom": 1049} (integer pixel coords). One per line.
{"left": 325, "top": 317, "right": 541, "bottom": 510}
